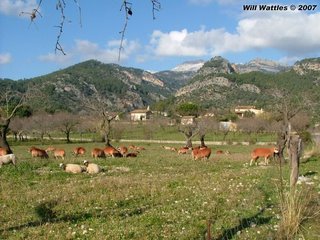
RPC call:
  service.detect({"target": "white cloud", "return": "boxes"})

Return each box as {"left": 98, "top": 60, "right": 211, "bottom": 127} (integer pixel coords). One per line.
{"left": 278, "top": 56, "right": 300, "bottom": 66}
{"left": 0, "top": 0, "right": 37, "bottom": 16}
{"left": 38, "top": 52, "right": 73, "bottom": 64}
{"left": 150, "top": 29, "right": 208, "bottom": 56}
{"left": 0, "top": 53, "right": 12, "bottom": 64}
{"left": 189, "top": 0, "right": 242, "bottom": 5}
{"left": 189, "top": 0, "right": 213, "bottom": 5}
{"left": 38, "top": 39, "right": 141, "bottom": 64}
{"left": 74, "top": 39, "right": 140, "bottom": 63}
{"left": 149, "top": 11, "right": 320, "bottom": 58}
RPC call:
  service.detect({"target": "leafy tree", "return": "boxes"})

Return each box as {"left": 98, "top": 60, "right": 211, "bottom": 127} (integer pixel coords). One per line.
{"left": 176, "top": 102, "right": 200, "bottom": 117}
{"left": 15, "top": 105, "right": 33, "bottom": 117}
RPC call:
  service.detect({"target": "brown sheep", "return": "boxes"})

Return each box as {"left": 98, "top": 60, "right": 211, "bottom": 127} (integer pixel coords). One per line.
{"left": 250, "top": 147, "right": 279, "bottom": 166}
{"left": 192, "top": 147, "right": 211, "bottom": 160}
{"left": 91, "top": 148, "right": 105, "bottom": 159}
{"left": 29, "top": 147, "right": 49, "bottom": 159}
{"left": 73, "top": 147, "right": 86, "bottom": 157}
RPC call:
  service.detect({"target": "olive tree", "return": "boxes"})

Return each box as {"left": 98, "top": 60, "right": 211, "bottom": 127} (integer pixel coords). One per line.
{"left": 0, "top": 90, "right": 25, "bottom": 153}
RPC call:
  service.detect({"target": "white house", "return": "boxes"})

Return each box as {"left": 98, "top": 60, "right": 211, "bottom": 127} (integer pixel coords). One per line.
{"left": 181, "top": 116, "right": 196, "bottom": 125}
{"left": 235, "top": 105, "right": 264, "bottom": 118}
{"left": 130, "top": 107, "right": 152, "bottom": 121}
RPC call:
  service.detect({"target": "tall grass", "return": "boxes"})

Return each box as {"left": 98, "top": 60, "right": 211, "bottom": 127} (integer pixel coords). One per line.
{"left": 277, "top": 186, "right": 316, "bottom": 240}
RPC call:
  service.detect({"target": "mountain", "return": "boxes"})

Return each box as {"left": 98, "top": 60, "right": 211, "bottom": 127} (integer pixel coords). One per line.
{"left": 235, "top": 58, "right": 289, "bottom": 73}
{"left": 197, "top": 56, "right": 236, "bottom": 76}
{"left": 171, "top": 60, "right": 205, "bottom": 72}
{"left": 175, "top": 56, "right": 320, "bottom": 114}
{"left": 154, "top": 70, "right": 196, "bottom": 91}
{"left": 1, "top": 57, "right": 320, "bottom": 117}
{"left": 293, "top": 58, "right": 320, "bottom": 75}
{"left": 1, "top": 60, "right": 174, "bottom": 113}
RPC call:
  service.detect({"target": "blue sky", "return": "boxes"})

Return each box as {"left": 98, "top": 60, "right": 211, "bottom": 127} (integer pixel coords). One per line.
{"left": 0, "top": 0, "right": 320, "bottom": 80}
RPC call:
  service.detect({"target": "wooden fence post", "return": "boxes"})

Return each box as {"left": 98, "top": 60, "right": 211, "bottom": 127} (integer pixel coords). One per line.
{"left": 289, "top": 134, "right": 302, "bottom": 187}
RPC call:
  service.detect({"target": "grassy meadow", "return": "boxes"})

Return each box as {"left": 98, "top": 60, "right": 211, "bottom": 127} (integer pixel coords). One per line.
{"left": 1, "top": 141, "right": 320, "bottom": 239}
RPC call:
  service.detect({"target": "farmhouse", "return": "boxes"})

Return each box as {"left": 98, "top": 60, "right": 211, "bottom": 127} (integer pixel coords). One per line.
{"left": 130, "top": 107, "right": 152, "bottom": 121}
{"left": 234, "top": 105, "right": 264, "bottom": 118}
{"left": 219, "top": 120, "right": 237, "bottom": 131}
{"left": 181, "top": 116, "right": 196, "bottom": 125}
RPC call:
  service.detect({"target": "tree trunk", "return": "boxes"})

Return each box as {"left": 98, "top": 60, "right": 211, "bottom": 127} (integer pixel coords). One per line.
{"left": 184, "top": 130, "right": 193, "bottom": 148}
{"left": 276, "top": 132, "right": 287, "bottom": 164}
{"left": 186, "top": 137, "right": 193, "bottom": 148}
{"left": 66, "top": 131, "right": 71, "bottom": 143}
{"left": 289, "top": 134, "right": 302, "bottom": 187}
{"left": 105, "top": 119, "right": 112, "bottom": 146}
{"left": 0, "top": 119, "right": 13, "bottom": 154}
{"left": 200, "top": 135, "right": 206, "bottom": 147}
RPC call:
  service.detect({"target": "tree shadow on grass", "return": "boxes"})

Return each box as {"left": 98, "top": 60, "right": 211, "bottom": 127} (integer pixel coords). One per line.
{"left": 1, "top": 199, "right": 150, "bottom": 235}
{"left": 214, "top": 207, "right": 272, "bottom": 240}
{"left": 0, "top": 200, "right": 94, "bottom": 234}
{"left": 302, "top": 171, "right": 317, "bottom": 177}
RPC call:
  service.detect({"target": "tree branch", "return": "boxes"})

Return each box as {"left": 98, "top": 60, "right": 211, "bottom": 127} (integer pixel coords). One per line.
{"left": 118, "top": 1, "right": 132, "bottom": 62}
{"left": 151, "top": 0, "right": 161, "bottom": 19}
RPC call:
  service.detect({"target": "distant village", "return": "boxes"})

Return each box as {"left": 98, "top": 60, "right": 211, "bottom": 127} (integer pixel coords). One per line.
{"left": 128, "top": 105, "right": 265, "bottom": 131}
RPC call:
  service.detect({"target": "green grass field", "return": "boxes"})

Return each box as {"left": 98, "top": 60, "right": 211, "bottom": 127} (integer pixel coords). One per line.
{"left": 1, "top": 141, "right": 319, "bottom": 239}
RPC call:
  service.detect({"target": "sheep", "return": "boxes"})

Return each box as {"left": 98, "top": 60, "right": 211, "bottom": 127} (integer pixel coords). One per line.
{"left": 91, "top": 148, "right": 105, "bottom": 158}
{"left": 29, "top": 147, "right": 49, "bottom": 159}
{"left": 59, "top": 163, "right": 85, "bottom": 174}
{"left": 73, "top": 146, "right": 86, "bottom": 157}
{"left": 0, "top": 147, "right": 8, "bottom": 156}
{"left": 0, "top": 154, "right": 16, "bottom": 167}
{"left": 117, "top": 146, "right": 128, "bottom": 156}
{"left": 83, "top": 160, "right": 102, "bottom": 174}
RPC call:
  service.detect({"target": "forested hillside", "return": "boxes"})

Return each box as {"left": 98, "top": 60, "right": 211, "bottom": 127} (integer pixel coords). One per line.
{"left": 1, "top": 57, "right": 320, "bottom": 119}
{"left": 175, "top": 57, "right": 320, "bottom": 118}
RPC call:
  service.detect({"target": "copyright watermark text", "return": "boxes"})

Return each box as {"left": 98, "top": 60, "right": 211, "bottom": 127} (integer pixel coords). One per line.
{"left": 243, "top": 4, "right": 317, "bottom": 11}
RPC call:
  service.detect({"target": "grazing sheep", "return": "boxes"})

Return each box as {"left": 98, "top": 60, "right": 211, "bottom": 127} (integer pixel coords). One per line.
{"left": 104, "top": 146, "right": 122, "bottom": 158}
{"left": 46, "top": 147, "right": 66, "bottom": 160}
{"left": 129, "top": 145, "right": 146, "bottom": 151}
{"left": 73, "top": 147, "right": 86, "bottom": 157}
{"left": 162, "top": 146, "right": 177, "bottom": 152}
{"left": 91, "top": 148, "right": 105, "bottom": 158}
{"left": 59, "top": 163, "right": 85, "bottom": 173}
{"left": 0, "top": 147, "right": 8, "bottom": 156}
{"left": 250, "top": 147, "right": 279, "bottom": 166}
{"left": 83, "top": 160, "right": 102, "bottom": 174}
{"left": 0, "top": 154, "right": 16, "bottom": 167}
{"left": 192, "top": 147, "right": 211, "bottom": 160}
{"left": 118, "top": 146, "right": 128, "bottom": 156}
{"left": 178, "top": 146, "right": 189, "bottom": 154}
{"left": 29, "top": 147, "right": 49, "bottom": 159}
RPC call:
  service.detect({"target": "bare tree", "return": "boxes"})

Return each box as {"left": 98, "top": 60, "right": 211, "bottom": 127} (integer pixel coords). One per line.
{"left": 9, "top": 117, "right": 29, "bottom": 141}
{"left": 273, "top": 93, "right": 307, "bottom": 163}
{"left": 197, "top": 117, "right": 219, "bottom": 147}
{"left": 73, "top": 85, "right": 120, "bottom": 146}
{"left": 51, "top": 112, "right": 80, "bottom": 143}
{"left": 27, "top": 112, "right": 54, "bottom": 142}
{"left": 237, "top": 117, "right": 269, "bottom": 143}
{"left": 178, "top": 124, "right": 198, "bottom": 148}
{"left": 0, "top": 90, "right": 25, "bottom": 153}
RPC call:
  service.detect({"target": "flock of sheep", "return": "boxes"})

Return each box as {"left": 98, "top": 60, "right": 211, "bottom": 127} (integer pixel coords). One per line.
{"left": 0, "top": 143, "right": 278, "bottom": 171}
{"left": 0, "top": 144, "right": 144, "bottom": 173}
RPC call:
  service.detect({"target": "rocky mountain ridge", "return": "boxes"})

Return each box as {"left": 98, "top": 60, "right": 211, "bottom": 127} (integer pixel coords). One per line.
{"left": 1, "top": 57, "right": 319, "bottom": 114}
